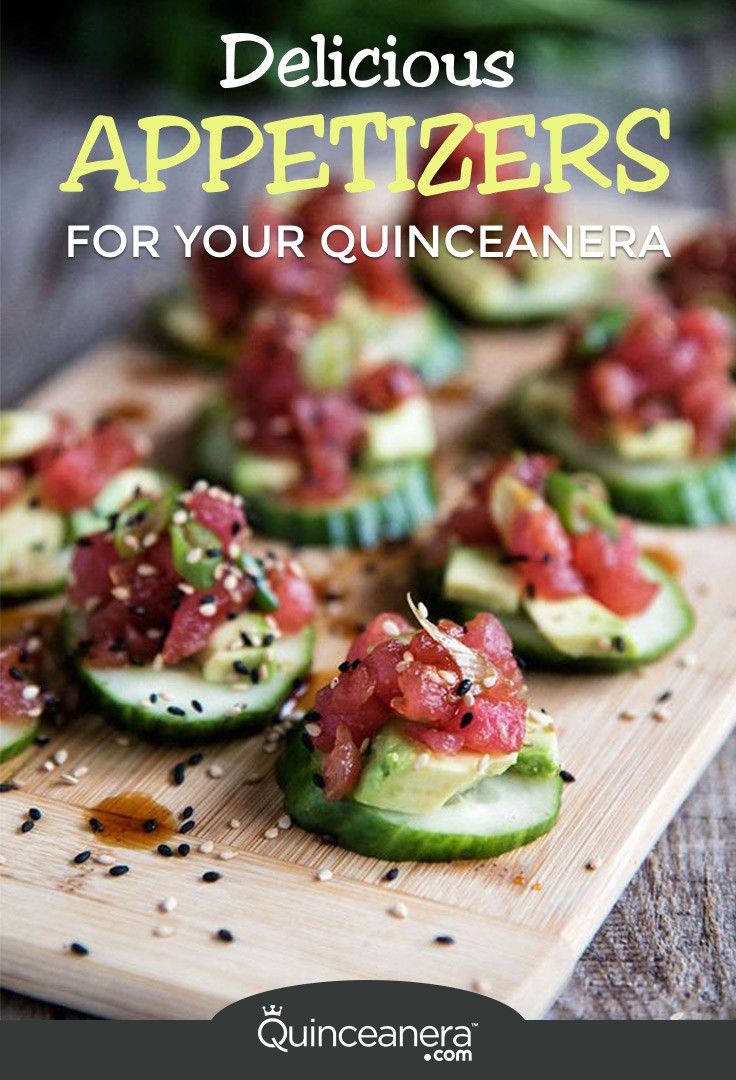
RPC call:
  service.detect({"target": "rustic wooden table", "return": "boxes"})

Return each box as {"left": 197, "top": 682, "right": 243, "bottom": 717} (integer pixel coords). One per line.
{"left": 1, "top": 44, "right": 734, "bottom": 1020}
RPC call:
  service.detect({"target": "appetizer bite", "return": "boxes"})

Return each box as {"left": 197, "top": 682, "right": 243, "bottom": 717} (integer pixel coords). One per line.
{"left": 63, "top": 481, "right": 316, "bottom": 740}
{"left": 410, "top": 120, "right": 608, "bottom": 323}
{"left": 153, "top": 185, "right": 466, "bottom": 385}
{"left": 426, "top": 454, "right": 693, "bottom": 669}
{"left": 0, "top": 410, "right": 168, "bottom": 603}
{"left": 278, "top": 600, "right": 563, "bottom": 861}
{"left": 194, "top": 307, "right": 438, "bottom": 547}
{"left": 660, "top": 223, "right": 735, "bottom": 315}
{"left": 509, "top": 299, "right": 736, "bottom": 525}
{"left": 0, "top": 641, "right": 50, "bottom": 762}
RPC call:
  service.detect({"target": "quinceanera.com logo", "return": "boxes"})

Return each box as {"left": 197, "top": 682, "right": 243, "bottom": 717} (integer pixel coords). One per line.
{"left": 257, "top": 1005, "right": 475, "bottom": 1061}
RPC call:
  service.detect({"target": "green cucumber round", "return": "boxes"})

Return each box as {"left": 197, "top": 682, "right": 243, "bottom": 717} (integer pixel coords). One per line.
{"left": 193, "top": 403, "right": 437, "bottom": 548}
{"left": 509, "top": 372, "right": 736, "bottom": 526}
{"left": 277, "top": 728, "right": 562, "bottom": 862}
{"left": 0, "top": 715, "right": 40, "bottom": 763}
{"left": 448, "top": 557, "right": 694, "bottom": 671}
{"left": 152, "top": 286, "right": 466, "bottom": 385}
{"left": 415, "top": 247, "right": 610, "bottom": 324}
{"left": 64, "top": 613, "right": 315, "bottom": 742}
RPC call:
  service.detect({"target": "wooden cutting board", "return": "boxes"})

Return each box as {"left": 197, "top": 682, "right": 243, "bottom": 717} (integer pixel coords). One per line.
{"left": 2, "top": 208, "right": 735, "bottom": 1020}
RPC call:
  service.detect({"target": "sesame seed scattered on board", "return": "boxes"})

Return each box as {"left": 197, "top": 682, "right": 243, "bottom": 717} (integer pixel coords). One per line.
{"left": 159, "top": 896, "right": 178, "bottom": 913}
{"left": 316, "top": 868, "right": 333, "bottom": 882}
{"left": 52, "top": 748, "right": 68, "bottom": 766}
{"left": 207, "top": 764, "right": 224, "bottom": 779}
{"left": 263, "top": 827, "right": 279, "bottom": 840}
{"left": 152, "top": 925, "right": 175, "bottom": 938}
{"left": 198, "top": 841, "right": 214, "bottom": 854}
{"left": 277, "top": 814, "right": 292, "bottom": 830}
{"left": 229, "top": 818, "right": 241, "bottom": 830}
{"left": 388, "top": 901, "right": 408, "bottom": 919}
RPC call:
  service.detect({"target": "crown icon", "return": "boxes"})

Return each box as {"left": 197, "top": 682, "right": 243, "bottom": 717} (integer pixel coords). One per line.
{"left": 262, "top": 1005, "right": 283, "bottom": 1017}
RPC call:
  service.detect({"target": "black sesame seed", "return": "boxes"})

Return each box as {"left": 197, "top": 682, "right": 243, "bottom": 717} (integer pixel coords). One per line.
{"left": 202, "top": 871, "right": 221, "bottom": 883}
{"left": 180, "top": 805, "right": 194, "bottom": 820}
{"left": 200, "top": 593, "right": 215, "bottom": 605}
{"left": 611, "top": 635, "right": 626, "bottom": 653}
{"left": 655, "top": 689, "right": 673, "bottom": 703}
{"left": 204, "top": 548, "right": 221, "bottom": 558}
{"left": 350, "top": 658, "right": 361, "bottom": 669}
{"left": 9, "top": 666, "right": 26, "bottom": 681}
{"left": 76, "top": 535, "right": 93, "bottom": 547}
{"left": 384, "top": 868, "right": 399, "bottom": 882}
{"left": 35, "top": 734, "right": 51, "bottom": 746}
{"left": 240, "top": 631, "right": 253, "bottom": 647}
{"left": 180, "top": 819, "right": 195, "bottom": 834}
{"left": 233, "top": 659, "right": 250, "bottom": 676}
{"left": 149, "top": 692, "right": 158, "bottom": 704}
{"left": 319, "top": 833, "right": 337, "bottom": 846}
{"left": 177, "top": 843, "right": 191, "bottom": 857}
{"left": 188, "top": 752, "right": 204, "bottom": 765}
{"left": 167, "top": 705, "right": 186, "bottom": 717}
{"left": 70, "top": 942, "right": 89, "bottom": 956}
{"left": 172, "top": 763, "right": 186, "bottom": 785}
{"left": 313, "top": 773, "right": 325, "bottom": 789}
{"left": 455, "top": 678, "right": 472, "bottom": 696}
{"left": 263, "top": 633, "right": 275, "bottom": 646}
{"left": 21, "top": 819, "right": 35, "bottom": 833}
{"left": 157, "top": 843, "right": 173, "bottom": 857}
{"left": 559, "top": 769, "right": 576, "bottom": 783}
{"left": 28, "top": 807, "right": 42, "bottom": 821}
{"left": 434, "top": 934, "right": 455, "bottom": 946}
{"left": 216, "top": 928, "right": 234, "bottom": 942}
{"left": 191, "top": 699, "right": 203, "bottom": 714}
{"left": 143, "top": 818, "right": 157, "bottom": 833}
{"left": 74, "top": 851, "right": 92, "bottom": 864}
{"left": 251, "top": 667, "right": 261, "bottom": 685}
{"left": 338, "top": 660, "right": 351, "bottom": 672}
{"left": 230, "top": 520, "right": 241, "bottom": 536}
{"left": 303, "top": 710, "right": 321, "bottom": 724}
{"left": 0, "top": 782, "right": 17, "bottom": 793}
{"left": 89, "top": 817, "right": 104, "bottom": 833}
{"left": 459, "top": 712, "right": 474, "bottom": 728}
{"left": 109, "top": 864, "right": 130, "bottom": 877}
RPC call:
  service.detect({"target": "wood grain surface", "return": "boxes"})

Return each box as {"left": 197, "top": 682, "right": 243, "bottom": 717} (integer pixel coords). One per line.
{"left": 1, "top": 301, "right": 734, "bottom": 1018}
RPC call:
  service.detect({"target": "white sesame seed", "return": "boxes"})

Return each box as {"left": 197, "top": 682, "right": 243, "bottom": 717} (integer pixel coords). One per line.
{"left": 388, "top": 901, "right": 408, "bottom": 919}
{"left": 186, "top": 547, "right": 203, "bottom": 565}
{"left": 316, "top": 868, "right": 333, "bottom": 882}
{"left": 25, "top": 636, "right": 41, "bottom": 654}
{"left": 207, "top": 764, "right": 224, "bottom": 779}
{"left": 177, "top": 582, "right": 195, "bottom": 595}
{"left": 59, "top": 773, "right": 79, "bottom": 785}
{"left": 173, "top": 510, "right": 188, "bottom": 525}
{"left": 94, "top": 853, "right": 115, "bottom": 865}
{"left": 198, "top": 841, "right": 214, "bottom": 854}
{"left": 618, "top": 709, "right": 637, "bottom": 721}
{"left": 52, "top": 748, "right": 68, "bottom": 766}
{"left": 42, "top": 761, "right": 54, "bottom": 772}
{"left": 152, "top": 925, "right": 175, "bottom": 938}
{"left": 228, "top": 818, "right": 241, "bottom": 830}
{"left": 677, "top": 652, "right": 698, "bottom": 669}
{"left": 417, "top": 601, "right": 429, "bottom": 619}
{"left": 382, "top": 620, "right": 401, "bottom": 637}
{"left": 115, "top": 734, "right": 132, "bottom": 747}
{"left": 227, "top": 543, "right": 241, "bottom": 559}
{"left": 304, "top": 722, "right": 321, "bottom": 737}
{"left": 199, "top": 603, "right": 217, "bottom": 618}
{"left": 277, "top": 814, "right": 292, "bottom": 830}
{"left": 219, "top": 850, "right": 237, "bottom": 860}
{"left": 137, "top": 563, "right": 158, "bottom": 577}
{"left": 159, "top": 896, "right": 178, "bottom": 913}
{"left": 123, "top": 535, "right": 140, "bottom": 552}
{"left": 22, "top": 684, "right": 40, "bottom": 701}
{"left": 264, "top": 827, "right": 279, "bottom": 840}
{"left": 142, "top": 532, "right": 158, "bottom": 549}
{"left": 111, "top": 586, "right": 131, "bottom": 602}
{"left": 193, "top": 479, "right": 209, "bottom": 493}
{"left": 263, "top": 743, "right": 278, "bottom": 754}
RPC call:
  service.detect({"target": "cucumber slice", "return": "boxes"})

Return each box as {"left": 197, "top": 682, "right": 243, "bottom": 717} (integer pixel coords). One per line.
{"left": 64, "top": 612, "right": 315, "bottom": 742}
{"left": 449, "top": 556, "right": 694, "bottom": 670}
{"left": 509, "top": 371, "right": 736, "bottom": 526}
{"left": 0, "top": 493, "right": 69, "bottom": 605}
{"left": 277, "top": 728, "right": 562, "bottom": 862}
{"left": 415, "top": 247, "right": 609, "bottom": 324}
{"left": 0, "top": 411, "right": 55, "bottom": 462}
{"left": 239, "top": 461, "right": 437, "bottom": 548}
{"left": 192, "top": 402, "right": 437, "bottom": 548}
{"left": 0, "top": 715, "right": 40, "bottom": 763}
{"left": 148, "top": 287, "right": 239, "bottom": 368}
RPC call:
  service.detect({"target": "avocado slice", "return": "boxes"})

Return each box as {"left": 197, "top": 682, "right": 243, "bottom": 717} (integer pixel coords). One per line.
{"left": 362, "top": 396, "right": 437, "bottom": 467}
{"left": 443, "top": 544, "right": 523, "bottom": 614}
{"left": 515, "top": 708, "right": 560, "bottom": 777}
{"left": 199, "top": 612, "right": 274, "bottom": 684}
{"left": 523, "top": 592, "right": 631, "bottom": 659}
{"left": 353, "top": 724, "right": 517, "bottom": 815}
{"left": 610, "top": 419, "right": 695, "bottom": 463}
